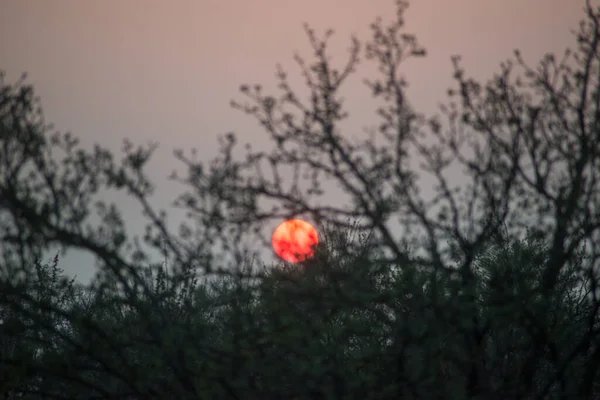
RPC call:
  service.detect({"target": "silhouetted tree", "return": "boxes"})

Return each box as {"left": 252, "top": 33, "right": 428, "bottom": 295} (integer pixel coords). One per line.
{"left": 1, "top": 0, "right": 600, "bottom": 398}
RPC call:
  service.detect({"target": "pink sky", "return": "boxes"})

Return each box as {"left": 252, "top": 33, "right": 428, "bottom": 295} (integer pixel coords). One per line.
{"left": 0, "top": 0, "right": 593, "bottom": 281}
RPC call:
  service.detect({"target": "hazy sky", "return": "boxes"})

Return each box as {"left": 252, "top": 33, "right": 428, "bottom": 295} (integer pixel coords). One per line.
{"left": 0, "top": 0, "right": 594, "bottom": 282}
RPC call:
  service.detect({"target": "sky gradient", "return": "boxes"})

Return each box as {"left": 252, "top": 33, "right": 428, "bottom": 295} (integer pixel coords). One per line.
{"left": 1, "top": 0, "right": 594, "bottom": 282}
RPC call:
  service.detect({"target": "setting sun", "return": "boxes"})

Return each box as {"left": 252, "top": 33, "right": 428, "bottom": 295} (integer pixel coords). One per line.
{"left": 272, "top": 219, "right": 319, "bottom": 263}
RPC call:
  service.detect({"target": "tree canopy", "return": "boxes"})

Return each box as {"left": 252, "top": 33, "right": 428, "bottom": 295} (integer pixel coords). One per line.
{"left": 1, "top": 0, "right": 600, "bottom": 398}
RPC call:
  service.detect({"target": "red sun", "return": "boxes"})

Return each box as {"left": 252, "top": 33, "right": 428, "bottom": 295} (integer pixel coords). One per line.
{"left": 272, "top": 219, "right": 319, "bottom": 263}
